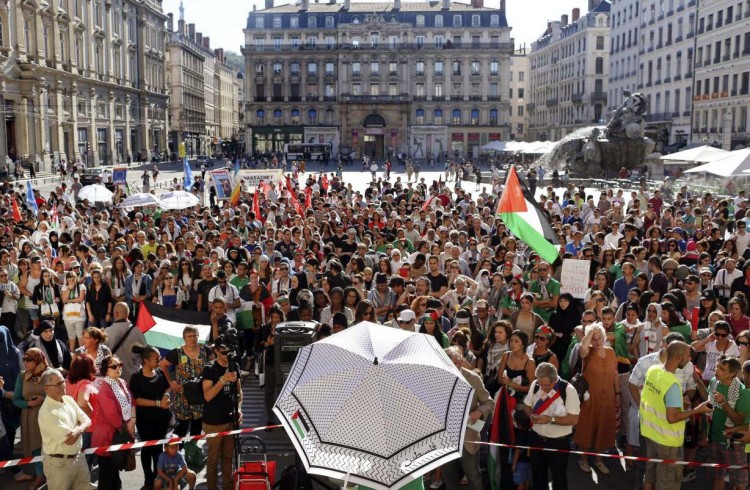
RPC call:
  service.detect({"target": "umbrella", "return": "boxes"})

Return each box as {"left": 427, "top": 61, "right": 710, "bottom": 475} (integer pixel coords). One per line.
{"left": 685, "top": 148, "right": 750, "bottom": 177}
{"left": 119, "top": 193, "right": 160, "bottom": 208}
{"left": 158, "top": 190, "right": 200, "bottom": 210}
{"left": 660, "top": 145, "right": 729, "bottom": 165}
{"left": 273, "top": 322, "right": 474, "bottom": 490}
{"left": 481, "top": 141, "right": 508, "bottom": 151}
{"left": 78, "top": 184, "right": 113, "bottom": 202}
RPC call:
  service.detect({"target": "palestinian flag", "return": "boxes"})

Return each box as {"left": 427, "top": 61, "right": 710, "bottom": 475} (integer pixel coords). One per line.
{"left": 488, "top": 387, "right": 517, "bottom": 490}
{"left": 291, "top": 409, "right": 310, "bottom": 439}
{"left": 496, "top": 166, "right": 559, "bottom": 264}
{"left": 136, "top": 302, "right": 211, "bottom": 353}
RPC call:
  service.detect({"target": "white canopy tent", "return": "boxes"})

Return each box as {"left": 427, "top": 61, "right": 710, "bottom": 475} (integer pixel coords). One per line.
{"left": 684, "top": 148, "right": 750, "bottom": 177}
{"left": 660, "top": 145, "right": 729, "bottom": 165}
{"left": 480, "top": 141, "right": 509, "bottom": 151}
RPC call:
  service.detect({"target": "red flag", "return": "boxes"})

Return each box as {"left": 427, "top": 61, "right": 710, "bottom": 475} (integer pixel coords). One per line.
{"left": 304, "top": 187, "right": 312, "bottom": 209}
{"left": 321, "top": 175, "right": 329, "bottom": 191}
{"left": 421, "top": 196, "right": 433, "bottom": 212}
{"left": 12, "top": 199, "right": 21, "bottom": 222}
{"left": 253, "top": 188, "right": 264, "bottom": 223}
{"left": 289, "top": 189, "right": 303, "bottom": 216}
{"left": 285, "top": 175, "right": 295, "bottom": 195}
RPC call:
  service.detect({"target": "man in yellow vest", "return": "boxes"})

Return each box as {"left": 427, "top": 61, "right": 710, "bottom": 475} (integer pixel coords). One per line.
{"left": 639, "top": 341, "right": 712, "bottom": 490}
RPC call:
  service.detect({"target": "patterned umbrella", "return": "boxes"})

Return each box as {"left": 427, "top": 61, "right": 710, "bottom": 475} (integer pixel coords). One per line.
{"left": 273, "top": 321, "right": 474, "bottom": 490}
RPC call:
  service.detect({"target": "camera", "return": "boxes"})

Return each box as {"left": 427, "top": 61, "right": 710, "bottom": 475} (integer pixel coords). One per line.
{"left": 216, "top": 329, "right": 241, "bottom": 373}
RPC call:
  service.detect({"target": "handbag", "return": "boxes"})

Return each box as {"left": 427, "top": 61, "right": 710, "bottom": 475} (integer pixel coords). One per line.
{"left": 111, "top": 423, "right": 136, "bottom": 472}
{"left": 569, "top": 349, "right": 589, "bottom": 403}
{"left": 183, "top": 377, "right": 205, "bottom": 406}
{"left": 41, "top": 302, "right": 60, "bottom": 317}
{"left": 63, "top": 302, "right": 82, "bottom": 318}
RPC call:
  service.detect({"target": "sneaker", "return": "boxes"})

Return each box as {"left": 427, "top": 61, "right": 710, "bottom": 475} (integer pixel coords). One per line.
{"left": 459, "top": 476, "right": 468, "bottom": 485}
{"left": 429, "top": 480, "right": 443, "bottom": 489}
{"left": 682, "top": 468, "right": 697, "bottom": 482}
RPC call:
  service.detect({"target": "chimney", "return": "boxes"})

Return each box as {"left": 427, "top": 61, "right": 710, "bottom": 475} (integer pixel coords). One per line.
{"left": 178, "top": 19, "right": 185, "bottom": 35}
{"left": 215, "top": 48, "right": 224, "bottom": 62}
{"left": 471, "top": 0, "right": 483, "bottom": 7}
{"left": 188, "top": 23, "right": 195, "bottom": 39}
{"left": 196, "top": 32, "right": 203, "bottom": 45}
{"left": 442, "top": 0, "right": 450, "bottom": 10}
{"left": 300, "top": 0, "right": 309, "bottom": 10}
{"left": 265, "top": 0, "right": 273, "bottom": 9}
{"left": 588, "top": 0, "right": 600, "bottom": 11}
{"left": 546, "top": 21, "right": 552, "bottom": 35}
{"left": 500, "top": 0, "right": 505, "bottom": 10}
{"left": 344, "top": 0, "right": 350, "bottom": 9}
{"left": 203, "top": 37, "right": 210, "bottom": 50}
{"left": 572, "top": 8, "right": 580, "bottom": 21}
{"left": 561, "top": 14, "right": 568, "bottom": 26}
{"left": 167, "top": 13, "right": 174, "bottom": 32}
{"left": 394, "top": 0, "right": 401, "bottom": 10}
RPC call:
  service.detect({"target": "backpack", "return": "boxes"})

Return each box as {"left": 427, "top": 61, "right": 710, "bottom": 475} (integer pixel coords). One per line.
{"left": 183, "top": 440, "right": 205, "bottom": 467}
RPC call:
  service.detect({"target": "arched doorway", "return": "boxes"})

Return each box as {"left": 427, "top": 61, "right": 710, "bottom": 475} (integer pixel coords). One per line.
{"left": 363, "top": 113, "right": 386, "bottom": 160}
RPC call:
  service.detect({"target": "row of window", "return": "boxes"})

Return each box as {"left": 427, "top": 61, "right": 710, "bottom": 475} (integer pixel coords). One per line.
{"left": 253, "top": 107, "right": 502, "bottom": 126}
{"left": 254, "top": 59, "right": 502, "bottom": 77}
{"left": 694, "top": 106, "right": 749, "bottom": 132}
{"left": 252, "top": 34, "right": 505, "bottom": 51}
{"left": 254, "top": 13, "right": 501, "bottom": 30}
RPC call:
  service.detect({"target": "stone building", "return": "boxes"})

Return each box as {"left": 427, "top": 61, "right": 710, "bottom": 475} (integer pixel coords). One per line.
{"left": 0, "top": 0, "right": 168, "bottom": 170}
{"left": 242, "top": 0, "right": 513, "bottom": 161}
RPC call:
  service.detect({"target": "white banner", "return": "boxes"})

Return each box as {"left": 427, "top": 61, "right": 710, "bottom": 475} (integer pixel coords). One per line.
{"left": 560, "top": 259, "right": 591, "bottom": 299}
{"left": 240, "top": 169, "right": 284, "bottom": 189}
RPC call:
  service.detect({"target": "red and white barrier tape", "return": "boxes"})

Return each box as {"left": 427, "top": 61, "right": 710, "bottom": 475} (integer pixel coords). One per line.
{"left": 0, "top": 424, "right": 282, "bottom": 469}
{"left": 470, "top": 440, "right": 750, "bottom": 470}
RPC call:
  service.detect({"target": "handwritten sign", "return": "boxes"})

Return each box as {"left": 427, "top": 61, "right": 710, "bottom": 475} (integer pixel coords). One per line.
{"left": 560, "top": 259, "right": 591, "bottom": 299}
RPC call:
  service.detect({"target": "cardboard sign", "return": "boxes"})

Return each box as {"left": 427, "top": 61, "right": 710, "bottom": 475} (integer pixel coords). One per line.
{"left": 560, "top": 259, "right": 591, "bottom": 299}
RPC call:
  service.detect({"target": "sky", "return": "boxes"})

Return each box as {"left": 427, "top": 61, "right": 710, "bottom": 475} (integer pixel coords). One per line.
{"left": 163, "top": 0, "right": 588, "bottom": 54}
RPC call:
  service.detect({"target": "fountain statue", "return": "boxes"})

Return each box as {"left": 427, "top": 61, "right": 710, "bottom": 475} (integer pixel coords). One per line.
{"left": 540, "top": 91, "right": 656, "bottom": 176}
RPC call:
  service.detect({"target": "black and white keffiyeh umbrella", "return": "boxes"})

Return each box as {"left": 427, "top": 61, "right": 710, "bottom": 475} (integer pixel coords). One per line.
{"left": 273, "top": 321, "right": 474, "bottom": 490}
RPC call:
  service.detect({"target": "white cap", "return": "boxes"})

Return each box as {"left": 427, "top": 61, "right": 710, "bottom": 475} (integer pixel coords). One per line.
{"left": 397, "top": 309, "right": 416, "bottom": 322}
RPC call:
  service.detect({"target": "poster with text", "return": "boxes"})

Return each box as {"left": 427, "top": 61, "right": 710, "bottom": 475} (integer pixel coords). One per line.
{"left": 560, "top": 259, "right": 591, "bottom": 299}
{"left": 210, "top": 169, "right": 233, "bottom": 200}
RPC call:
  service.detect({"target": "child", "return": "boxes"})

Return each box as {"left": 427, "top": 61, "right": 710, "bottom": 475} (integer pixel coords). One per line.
{"left": 511, "top": 410, "right": 532, "bottom": 490}
{"left": 155, "top": 442, "right": 197, "bottom": 490}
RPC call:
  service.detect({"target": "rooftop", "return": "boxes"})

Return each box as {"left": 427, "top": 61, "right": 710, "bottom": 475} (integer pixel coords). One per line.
{"left": 255, "top": 0, "right": 500, "bottom": 14}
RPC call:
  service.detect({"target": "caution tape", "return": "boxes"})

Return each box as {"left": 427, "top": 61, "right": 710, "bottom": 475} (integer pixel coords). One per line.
{"left": 469, "top": 440, "right": 750, "bottom": 470}
{"left": 0, "top": 424, "right": 283, "bottom": 469}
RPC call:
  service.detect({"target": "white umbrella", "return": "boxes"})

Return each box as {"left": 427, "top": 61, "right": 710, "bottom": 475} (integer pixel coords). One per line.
{"left": 158, "top": 190, "right": 200, "bottom": 210}
{"left": 481, "top": 141, "right": 508, "bottom": 151}
{"left": 119, "top": 193, "right": 160, "bottom": 208}
{"left": 273, "top": 322, "right": 474, "bottom": 490}
{"left": 78, "top": 184, "right": 113, "bottom": 202}
{"left": 685, "top": 148, "right": 750, "bottom": 177}
{"left": 660, "top": 145, "right": 729, "bottom": 165}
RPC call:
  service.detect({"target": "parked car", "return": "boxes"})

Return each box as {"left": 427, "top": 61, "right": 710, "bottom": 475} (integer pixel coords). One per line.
{"left": 194, "top": 156, "right": 214, "bottom": 168}
{"left": 80, "top": 168, "right": 115, "bottom": 190}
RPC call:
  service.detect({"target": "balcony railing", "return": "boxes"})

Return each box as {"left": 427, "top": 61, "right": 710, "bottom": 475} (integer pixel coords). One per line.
{"left": 546, "top": 98, "right": 558, "bottom": 107}
{"left": 571, "top": 93, "right": 584, "bottom": 103}
{"left": 247, "top": 41, "right": 516, "bottom": 52}
{"left": 590, "top": 92, "right": 607, "bottom": 103}
{"left": 526, "top": 102, "right": 536, "bottom": 111}
{"left": 340, "top": 93, "right": 409, "bottom": 102}
{"left": 646, "top": 112, "right": 673, "bottom": 122}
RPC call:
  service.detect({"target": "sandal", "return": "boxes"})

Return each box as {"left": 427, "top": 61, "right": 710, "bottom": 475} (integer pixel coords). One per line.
{"left": 578, "top": 459, "right": 591, "bottom": 473}
{"left": 27, "top": 476, "right": 45, "bottom": 490}
{"left": 14, "top": 473, "right": 33, "bottom": 482}
{"left": 594, "top": 461, "right": 610, "bottom": 475}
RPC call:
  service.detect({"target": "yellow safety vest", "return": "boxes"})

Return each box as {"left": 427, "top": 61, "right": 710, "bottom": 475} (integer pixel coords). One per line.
{"left": 639, "top": 365, "right": 686, "bottom": 447}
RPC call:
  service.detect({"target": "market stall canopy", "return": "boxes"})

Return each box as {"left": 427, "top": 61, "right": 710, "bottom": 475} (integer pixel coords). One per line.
{"left": 660, "top": 145, "right": 729, "bottom": 165}
{"left": 684, "top": 148, "right": 750, "bottom": 177}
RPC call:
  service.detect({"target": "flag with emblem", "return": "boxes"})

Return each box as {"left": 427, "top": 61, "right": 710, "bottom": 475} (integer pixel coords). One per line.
{"left": 291, "top": 410, "right": 310, "bottom": 439}
{"left": 496, "top": 166, "right": 559, "bottom": 264}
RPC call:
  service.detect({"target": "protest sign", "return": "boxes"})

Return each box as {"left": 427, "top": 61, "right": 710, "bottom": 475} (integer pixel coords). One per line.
{"left": 560, "top": 259, "right": 591, "bottom": 299}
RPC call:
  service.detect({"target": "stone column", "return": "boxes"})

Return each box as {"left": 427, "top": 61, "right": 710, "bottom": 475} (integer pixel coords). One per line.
{"left": 108, "top": 91, "right": 116, "bottom": 164}
{"left": 105, "top": 1, "right": 114, "bottom": 81}
{"left": 124, "top": 94, "right": 132, "bottom": 162}
{"left": 90, "top": 88, "right": 99, "bottom": 165}
{"left": 38, "top": 82, "right": 50, "bottom": 171}
{"left": 0, "top": 83, "right": 8, "bottom": 159}
{"left": 55, "top": 80, "right": 66, "bottom": 160}
{"left": 71, "top": 81, "right": 80, "bottom": 161}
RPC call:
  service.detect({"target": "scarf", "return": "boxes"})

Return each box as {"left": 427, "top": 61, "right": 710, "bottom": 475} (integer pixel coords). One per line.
{"left": 37, "top": 337, "right": 63, "bottom": 369}
{"left": 104, "top": 376, "right": 132, "bottom": 422}
{"left": 709, "top": 376, "right": 742, "bottom": 428}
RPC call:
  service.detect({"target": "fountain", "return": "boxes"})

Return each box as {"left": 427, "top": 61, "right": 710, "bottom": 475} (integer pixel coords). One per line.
{"left": 539, "top": 91, "right": 656, "bottom": 176}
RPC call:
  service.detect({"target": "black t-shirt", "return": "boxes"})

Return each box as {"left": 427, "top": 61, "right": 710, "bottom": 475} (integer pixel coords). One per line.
{"left": 202, "top": 361, "right": 236, "bottom": 425}
{"left": 129, "top": 368, "right": 170, "bottom": 424}
{"left": 275, "top": 240, "right": 298, "bottom": 260}
{"left": 197, "top": 278, "right": 218, "bottom": 311}
{"left": 427, "top": 272, "right": 449, "bottom": 293}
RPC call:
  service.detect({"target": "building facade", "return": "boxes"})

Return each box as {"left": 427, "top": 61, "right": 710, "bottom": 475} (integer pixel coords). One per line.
{"left": 509, "top": 48, "right": 528, "bottom": 141}
{"left": 242, "top": 0, "right": 513, "bottom": 161}
{"left": 692, "top": 0, "right": 750, "bottom": 149}
{"left": 527, "top": 0, "right": 611, "bottom": 142}
{"left": 607, "top": 0, "right": 640, "bottom": 114}
{"left": 0, "top": 0, "right": 168, "bottom": 171}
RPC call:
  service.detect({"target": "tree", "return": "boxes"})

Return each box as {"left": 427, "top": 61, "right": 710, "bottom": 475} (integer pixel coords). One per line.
{"left": 223, "top": 51, "right": 244, "bottom": 75}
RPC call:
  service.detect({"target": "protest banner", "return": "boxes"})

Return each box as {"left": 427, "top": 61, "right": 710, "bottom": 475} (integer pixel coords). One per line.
{"left": 112, "top": 167, "right": 128, "bottom": 185}
{"left": 241, "top": 169, "right": 284, "bottom": 189}
{"left": 560, "top": 259, "right": 591, "bottom": 299}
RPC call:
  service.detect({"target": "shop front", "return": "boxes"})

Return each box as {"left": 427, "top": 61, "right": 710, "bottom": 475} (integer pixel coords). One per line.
{"left": 252, "top": 126, "right": 304, "bottom": 154}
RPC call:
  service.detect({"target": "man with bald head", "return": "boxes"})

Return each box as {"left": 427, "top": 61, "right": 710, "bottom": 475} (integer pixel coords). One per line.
{"left": 639, "top": 341, "right": 712, "bottom": 490}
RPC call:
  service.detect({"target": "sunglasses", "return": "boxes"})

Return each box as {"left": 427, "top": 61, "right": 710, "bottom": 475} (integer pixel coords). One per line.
{"left": 218, "top": 350, "right": 229, "bottom": 356}
{"left": 22, "top": 356, "right": 35, "bottom": 362}
{"left": 738, "top": 341, "right": 750, "bottom": 347}
{"left": 108, "top": 363, "right": 124, "bottom": 369}
{"left": 534, "top": 335, "right": 547, "bottom": 341}
{"left": 715, "top": 333, "right": 729, "bottom": 338}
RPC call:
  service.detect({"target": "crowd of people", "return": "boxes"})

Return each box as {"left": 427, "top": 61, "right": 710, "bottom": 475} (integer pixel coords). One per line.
{"left": 0, "top": 161, "right": 749, "bottom": 490}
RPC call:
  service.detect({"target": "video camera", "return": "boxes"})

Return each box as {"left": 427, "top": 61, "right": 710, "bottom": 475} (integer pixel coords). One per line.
{"left": 215, "top": 328, "right": 241, "bottom": 374}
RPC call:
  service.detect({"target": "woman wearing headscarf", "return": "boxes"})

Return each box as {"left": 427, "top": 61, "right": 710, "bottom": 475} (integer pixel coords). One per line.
{"left": 0, "top": 325, "right": 23, "bottom": 480}
{"left": 26, "top": 320, "right": 71, "bottom": 374}
{"left": 12, "top": 348, "right": 50, "bottom": 489}
{"left": 548, "top": 292, "right": 580, "bottom": 363}
{"left": 633, "top": 303, "right": 669, "bottom": 358}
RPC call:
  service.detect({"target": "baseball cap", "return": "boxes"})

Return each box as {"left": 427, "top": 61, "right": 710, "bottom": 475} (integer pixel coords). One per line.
{"left": 397, "top": 309, "right": 416, "bottom": 322}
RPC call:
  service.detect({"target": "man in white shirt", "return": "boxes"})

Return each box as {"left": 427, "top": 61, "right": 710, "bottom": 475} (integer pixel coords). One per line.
{"left": 732, "top": 221, "right": 750, "bottom": 257}
{"left": 209, "top": 271, "right": 241, "bottom": 323}
{"left": 715, "top": 259, "right": 743, "bottom": 306}
{"left": 603, "top": 222, "right": 623, "bottom": 249}
{"left": 523, "top": 362, "right": 580, "bottom": 490}
{"left": 38, "top": 369, "right": 91, "bottom": 490}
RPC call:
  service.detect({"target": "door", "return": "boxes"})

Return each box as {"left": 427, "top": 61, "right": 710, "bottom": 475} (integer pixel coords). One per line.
{"left": 363, "top": 135, "right": 384, "bottom": 160}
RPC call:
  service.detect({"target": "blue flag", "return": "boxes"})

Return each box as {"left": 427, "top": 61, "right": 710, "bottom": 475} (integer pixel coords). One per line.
{"left": 183, "top": 157, "right": 193, "bottom": 189}
{"left": 26, "top": 181, "right": 38, "bottom": 216}
{"left": 233, "top": 158, "right": 240, "bottom": 177}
